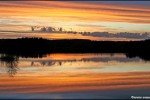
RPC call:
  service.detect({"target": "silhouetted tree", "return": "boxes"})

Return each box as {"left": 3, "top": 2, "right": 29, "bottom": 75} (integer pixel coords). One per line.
{"left": 40, "top": 27, "right": 46, "bottom": 32}
{"left": 31, "top": 26, "right": 35, "bottom": 32}
{"left": 47, "top": 27, "right": 53, "bottom": 32}
{"left": 59, "top": 27, "right": 62, "bottom": 32}
{"left": 0, "top": 54, "right": 19, "bottom": 77}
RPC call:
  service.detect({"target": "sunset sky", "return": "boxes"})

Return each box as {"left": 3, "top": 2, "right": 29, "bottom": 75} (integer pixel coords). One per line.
{"left": 0, "top": 1, "right": 150, "bottom": 33}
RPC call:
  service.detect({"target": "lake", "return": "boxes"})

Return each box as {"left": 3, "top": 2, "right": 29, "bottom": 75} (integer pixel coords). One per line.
{"left": 0, "top": 53, "right": 150, "bottom": 99}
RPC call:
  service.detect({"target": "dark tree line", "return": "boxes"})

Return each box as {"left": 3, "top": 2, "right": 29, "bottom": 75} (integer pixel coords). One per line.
{"left": 0, "top": 38, "right": 150, "bottom": 60}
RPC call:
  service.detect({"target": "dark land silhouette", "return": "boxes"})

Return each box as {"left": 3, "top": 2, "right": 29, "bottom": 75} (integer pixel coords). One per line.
{"left": 0, "top": 37, "right": 150, "bottom": 60}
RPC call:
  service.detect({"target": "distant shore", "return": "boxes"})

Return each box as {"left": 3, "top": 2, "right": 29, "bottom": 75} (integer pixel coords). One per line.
{"left": 0, "top": 38, "right": 150, "bottom": 60}
{"left": 0, "top": 32, "right": 141, "bottom": 41}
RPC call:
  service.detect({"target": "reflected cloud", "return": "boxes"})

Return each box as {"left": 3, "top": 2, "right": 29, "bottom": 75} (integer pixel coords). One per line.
{"left": 0, "top": 72, "right": 150, "bottom": 95}
{"left": 17, "top": 53, "right": 149, "bottom": 70}
{"left": 31, "top": 61, "right": 56, "bottom": 67}
{"left": 0, "top": 53, "right": 149, "bottom": 77}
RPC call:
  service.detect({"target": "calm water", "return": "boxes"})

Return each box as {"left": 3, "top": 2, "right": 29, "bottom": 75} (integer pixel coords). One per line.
{"left": 0, "top": 53, "right": 150, "bottom": 99}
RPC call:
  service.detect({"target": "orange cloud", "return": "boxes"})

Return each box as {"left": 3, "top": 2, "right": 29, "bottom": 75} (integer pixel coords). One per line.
{"left": 0, "top": 72, "right": 150, "bottom": 93}
{"left": 0, "top": 1, "right": 150, "bottom": 24}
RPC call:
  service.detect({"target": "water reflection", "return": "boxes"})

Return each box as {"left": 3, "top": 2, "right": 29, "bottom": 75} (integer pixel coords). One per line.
{"left": 0, "top": 53, "right": 149, "bottom": 77}
{"left": 0, "top": 53, "right": 150, "bottom": 99}
{"left": 0, "top": 54, "right": 19, "bottom": 77}
{"left": 31, "top": 61, "right": 56, "bottom": 66}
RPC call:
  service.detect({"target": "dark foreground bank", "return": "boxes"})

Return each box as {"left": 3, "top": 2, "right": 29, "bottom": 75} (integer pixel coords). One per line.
{"left": 0, "top": 38, "right": 150, "bottom": 60}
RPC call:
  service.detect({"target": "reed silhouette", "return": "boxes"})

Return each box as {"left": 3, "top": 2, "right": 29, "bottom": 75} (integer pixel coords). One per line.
{"left": 0, "top": 37, "right": 149, "bottom": 60}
